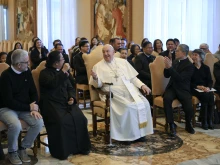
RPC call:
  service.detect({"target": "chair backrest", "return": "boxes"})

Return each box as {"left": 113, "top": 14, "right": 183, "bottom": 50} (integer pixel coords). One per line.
{"left": 2, "top": 40, "right": 8, "bottom": 52}
{"left": 149, "top": 56, "right": 170, "bottom": 95}
{"left": 0, "top": 42, "right": 2, "bottom": 52}
{"left": 31, "top": 61, "right": 46, "bottom": 100}
{"left": 83, "top": 45, "right": 104, "bottom": 101}
{"left": 114, "top": 52, "right": 120, "bottom": 58}
{"left": 204, "top": 53, "right": 219, "bottom": 85}
{"left": 0, "top": 63, "right": 9, "bottom": 76}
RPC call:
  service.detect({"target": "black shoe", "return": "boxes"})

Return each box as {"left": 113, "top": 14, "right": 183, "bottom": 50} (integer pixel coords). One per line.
{"left": 208, "top": 125, "right": 214, "bottom": 130}
{"left": 202, "top": 123, "right": 208, "bottom": 130}
{"left": 134, "top": 137, "right": 147, "bottom": 142}
{"left": 80, "top": 150, "right": 90, "bottom": 155}
{"left": 185, "top": 124, "right": 195, "bottom": 134}
{"left": 169, "top": 123, "right": 177, "bottom": 137}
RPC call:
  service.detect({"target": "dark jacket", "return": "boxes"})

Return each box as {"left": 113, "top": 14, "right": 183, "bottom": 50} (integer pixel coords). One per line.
{"left": 134, "top": 53, "right": 155, "bottom": 88}
{"left": 74, "top": 52, "right": 88, "bottom": 84}
{"left": 164, "top": 58, "right": 194, "bottom": 92}
{"left": 191, "top": 63, "right": 213, "bottom": 91}
{"left": 214, "top": 61, "right": 220, "bottom": 93}
{"left": 30, "top": 47, "right": 49, "bottom": 70}
{"left": 160, "top": 50, "right": 176, "bottom": 61}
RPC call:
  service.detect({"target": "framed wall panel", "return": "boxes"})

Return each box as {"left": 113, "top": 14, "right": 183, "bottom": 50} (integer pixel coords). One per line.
{"left": 14, "top": 0, "right": 37, "bottom": 41}
{"left": 91, "top": 0, "right": 132, "bottom": 43}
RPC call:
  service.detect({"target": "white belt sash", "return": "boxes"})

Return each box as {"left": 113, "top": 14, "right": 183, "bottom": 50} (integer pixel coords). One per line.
{"left": 121, "top": 76, "right": 147, "bottom": 129}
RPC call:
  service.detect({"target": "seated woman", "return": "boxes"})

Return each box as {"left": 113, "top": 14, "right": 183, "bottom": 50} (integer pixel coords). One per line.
{"left": 39, "top": 51, "right": 90, "bottom": 160}
{"left": 127, "top": 44, "right": 140, "bottom": 64}
{"left": 191, "top": 49, "right": 214, "bottom": 130}
{"left": 6, "top": 42, "right": 23, "bottom": 65}
{"left": 152, "top": 39, "right": 163, "bottom": 57}
{"left": 30, "top": 39, "right": 49, "bottom": 70}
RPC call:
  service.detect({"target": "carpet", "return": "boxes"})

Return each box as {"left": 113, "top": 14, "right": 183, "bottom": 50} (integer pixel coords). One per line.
{"left": 89, "top": 130, "right": 183, "bottom": 156}
{"left": 0, "top": 155, "right": 38, "bottom": 165}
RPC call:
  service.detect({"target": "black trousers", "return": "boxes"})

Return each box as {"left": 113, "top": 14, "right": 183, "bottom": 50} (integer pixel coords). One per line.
{"left": 163, "top": 87, "right": 193, "bottom": 124}
{"left": 0, "top": 143, "right": 4, "bottom": 160}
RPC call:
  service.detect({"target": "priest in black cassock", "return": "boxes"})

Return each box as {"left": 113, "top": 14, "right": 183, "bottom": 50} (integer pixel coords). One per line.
{"left": 39, "top": 51, "right": 91, "bottom": 160}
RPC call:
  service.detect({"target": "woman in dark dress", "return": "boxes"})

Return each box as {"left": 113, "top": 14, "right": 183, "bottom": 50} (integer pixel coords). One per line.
{"left": 39, "top": 51, "right": 90, "bottom": 160}
{"left": 30, "top": 39, "right": 48, "bottom": 70}
{"left": 191, "top": 49, "right": 214, "bottom": 130}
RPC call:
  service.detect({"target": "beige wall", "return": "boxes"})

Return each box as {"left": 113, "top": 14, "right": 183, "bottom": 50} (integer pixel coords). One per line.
{"left": 7, "top": 0, "right": 145, "bottom": 45}
{"left": 76, "top": 0, "right": 92, "bottom": 41}
{"left": 132, "top": 0, "right": 144, "bottom": 45}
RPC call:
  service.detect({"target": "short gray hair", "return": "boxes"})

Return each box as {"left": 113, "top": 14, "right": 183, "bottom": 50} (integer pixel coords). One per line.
{"left": 178, "top": 44, "right": 189, "bottom": 56}
{"left": 200, "top": 43, "right": 209, "bottom": 49}
{"left": 11, "top": 49, "right": 28, "bottom": 65}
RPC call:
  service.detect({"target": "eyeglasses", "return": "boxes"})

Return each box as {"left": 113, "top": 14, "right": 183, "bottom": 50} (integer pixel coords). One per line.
{"left": 19, "top": 61, "right": 29, "bottom": 65}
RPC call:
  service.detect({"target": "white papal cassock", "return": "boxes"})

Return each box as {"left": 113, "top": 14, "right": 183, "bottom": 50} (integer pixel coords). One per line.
{"left": 89, "top": 58, "right": 153, "bottom": 141}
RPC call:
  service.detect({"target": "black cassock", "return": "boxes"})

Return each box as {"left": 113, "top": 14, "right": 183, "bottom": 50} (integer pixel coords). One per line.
{"left": 39, "top": 67, "right": 91, "bottom": 160}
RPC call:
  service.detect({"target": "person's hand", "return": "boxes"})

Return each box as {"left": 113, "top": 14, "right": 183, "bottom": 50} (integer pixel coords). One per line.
{"left": 30, "top": 101, "right": 38, "bottom": 111}
{"left": 141, "top": 85, "right": 151, "bottom": 95}
{"left": 68, "top": 97, "right": 74, "bottom": 105}
{"left": 164, "top": 56, "right": 172, "bottom": 69}
{"left": 30, "top": 111, "right": 42, "bottom": 119}
{"left": 197, "top": 86, "right": 210, "bottom": 92}
{"left": 62, "top": 63, "right": 70, "bottom": 73}
{"left": 91, "top": 70, "right": 98, "bottom": 80}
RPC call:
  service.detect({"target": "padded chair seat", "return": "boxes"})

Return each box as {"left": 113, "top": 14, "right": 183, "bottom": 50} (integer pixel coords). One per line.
{"left": 0, "top": 120, "right": 29, "bottom": 132}
{"left": 154, "top": 96, "right": 181, "bottom": 108}
{"left": 76, "top": 84, "right": 89, "bottom": 90}
{"left": 93, "top": 107, "right": 110, "bottom": 118}
{"left": 93, "top": 101, "right": 106, "bottom": 109}
{"left": 214, "top": 93, "right": 220, "bottom": 100}
{"left": 192, "top": 96, "right": 200, "bottom": 104}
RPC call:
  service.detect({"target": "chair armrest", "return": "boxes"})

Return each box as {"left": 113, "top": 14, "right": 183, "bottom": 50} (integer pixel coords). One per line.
{"left": 92, "top": 86, "right": 113, "bottom": 98}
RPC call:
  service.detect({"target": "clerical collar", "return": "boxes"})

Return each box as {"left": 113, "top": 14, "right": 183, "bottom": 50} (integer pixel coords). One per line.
{"left": 144, "top": 53, "right": 151, "bottom": 57}
{"left": 178, "top": 57, "right": 187, "bottom": 62}
{"left": 56, "top": 69, "right": 60, "bottom": 72}
{"left": 11, "top": 65, "right": 22, "bottom": 74}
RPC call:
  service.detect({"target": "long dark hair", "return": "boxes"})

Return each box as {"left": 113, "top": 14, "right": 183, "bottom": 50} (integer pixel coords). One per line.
{"left": 33, "top": 39, "right": 42, "bottom": 48}
{"left": 45, "top": 51, "right": 61, "bottom": 68}
{"left": 13, "top": 42, "right": 23, "bottom": 50}
{"left": 153, "top": 39, "right": 163, "bottom": 52}
{"left": 130, "top": 44, "right": 140, "bottom": 55}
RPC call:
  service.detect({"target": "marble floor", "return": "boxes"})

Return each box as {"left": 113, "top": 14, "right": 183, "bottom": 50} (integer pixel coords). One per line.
{"left": 3, "top": 105, "right": 220, "bottom": 165}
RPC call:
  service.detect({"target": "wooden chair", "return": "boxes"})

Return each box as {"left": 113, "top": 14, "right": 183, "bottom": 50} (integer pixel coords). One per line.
{"left": 76, "top": 84, "right": 90, "bottom": 108}
{"left": 0, "top": 63, "right": 38, "bottom": 157}
{"left": 83, "top": 45, "right": 112, "bottom": 143}
{"left": 149, "top": 56, "right": 181, "bottom": 131}
{"left": 31, "top": 61, "right": 48, "bottom": 148}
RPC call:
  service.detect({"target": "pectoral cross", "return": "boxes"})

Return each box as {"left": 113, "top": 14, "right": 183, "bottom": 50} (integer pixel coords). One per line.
{"left": 114, "top": 75, "right": 119, "bottom": 81}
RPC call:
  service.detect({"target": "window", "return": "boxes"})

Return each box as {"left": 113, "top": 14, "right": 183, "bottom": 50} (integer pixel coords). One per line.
{"left": 144, "top": 0, "right": 220, "bottom": 52}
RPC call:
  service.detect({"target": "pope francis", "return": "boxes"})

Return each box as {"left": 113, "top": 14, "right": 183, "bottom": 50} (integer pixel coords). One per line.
{"left": 89, "top": 44, "right": 153, "bottom": 142}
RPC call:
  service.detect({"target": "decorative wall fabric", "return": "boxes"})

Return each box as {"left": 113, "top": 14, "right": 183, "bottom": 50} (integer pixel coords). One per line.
{"left": 37, "top": 0, "right": 77, "bottom": 52}
{"left": 0, "top": 0, "right": 8, "bottom": 7}
{"left": 144, "top": 0, "right": 220, "bottom": 53}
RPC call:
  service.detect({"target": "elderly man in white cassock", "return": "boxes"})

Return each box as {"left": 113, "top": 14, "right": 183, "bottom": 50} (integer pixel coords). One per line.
{"left": 89, "top": 44, "right": 153, "bottom": 142}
